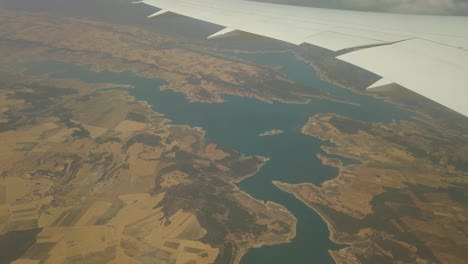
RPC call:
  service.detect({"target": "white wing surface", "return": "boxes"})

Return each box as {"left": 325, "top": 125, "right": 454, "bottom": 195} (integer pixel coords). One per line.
{"left": 137, "top": 0, "right": 468, "bottom": 116}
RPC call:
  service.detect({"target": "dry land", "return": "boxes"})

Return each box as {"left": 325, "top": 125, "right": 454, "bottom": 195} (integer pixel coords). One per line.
{"left": 275, "top": 114, "right": 468, "bottom": 263}
{"left": 0, "top": 70, "right": 296, "bottom": 264}
{"left": 0, "top": 10, "right": 301, "bottom": 262}
{"left": 0, "top": 10, "right": 349, "bottom": 106}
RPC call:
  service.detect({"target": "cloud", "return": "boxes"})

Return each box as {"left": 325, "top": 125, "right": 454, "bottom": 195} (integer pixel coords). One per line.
{"left": 341, "top": 0, "right": 468, "bottom": 15}
{"left": 256, "top": 0, "right": 468, "bottom": 15}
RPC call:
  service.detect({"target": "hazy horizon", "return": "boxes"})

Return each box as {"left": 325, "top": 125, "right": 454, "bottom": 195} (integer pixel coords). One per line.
{"left": 256, "top": 0, "right": 468, "bottom": 16}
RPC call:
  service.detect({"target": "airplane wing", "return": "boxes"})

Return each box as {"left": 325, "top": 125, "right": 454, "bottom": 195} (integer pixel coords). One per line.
{"left": 136, "top": 0, "right": 468, "bottom": 117}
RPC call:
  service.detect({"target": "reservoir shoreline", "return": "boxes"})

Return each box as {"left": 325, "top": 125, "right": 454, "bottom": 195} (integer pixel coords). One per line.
{"left": 19, "top": 53, "right": 416, "bottom": 263}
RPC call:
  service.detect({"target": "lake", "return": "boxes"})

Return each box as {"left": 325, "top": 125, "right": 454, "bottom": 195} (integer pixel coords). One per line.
{"left": 21, "top": 51, "right": 416, "bottom": 263}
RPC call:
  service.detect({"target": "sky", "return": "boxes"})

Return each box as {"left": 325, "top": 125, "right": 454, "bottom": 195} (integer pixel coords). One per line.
{"left": 257, "top": 0, "right": 468, "bottom": 16}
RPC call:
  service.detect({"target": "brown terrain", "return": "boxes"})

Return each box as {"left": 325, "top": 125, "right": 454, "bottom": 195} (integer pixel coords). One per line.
{"left": 0, "top": 67, "right": 296, "bottom": 264}
{"left": 0, "top": 10, "right": 349, "bottom": 106}
{"left": 275, "top": 114, "right": 468, "bottom": 263}
{"left": 0, "top": 10, "right": 300, "bottom": 264}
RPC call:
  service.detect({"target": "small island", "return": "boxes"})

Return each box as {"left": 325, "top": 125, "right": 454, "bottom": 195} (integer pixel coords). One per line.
{"left": 259, "top": 129, "right": 284, "bottom": 137}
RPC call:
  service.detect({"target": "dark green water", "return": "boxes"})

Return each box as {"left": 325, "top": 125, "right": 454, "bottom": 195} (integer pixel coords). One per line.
{"left": 20, "top": 52, "right": 415, "bottom": 263}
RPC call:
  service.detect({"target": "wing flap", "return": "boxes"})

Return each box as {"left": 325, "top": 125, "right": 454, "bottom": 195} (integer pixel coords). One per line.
{"left": 305, "top": 31, "right": 386, "bottom": 51}
{"left": 338, "top": 38, "right": 468, "bottom": 116}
